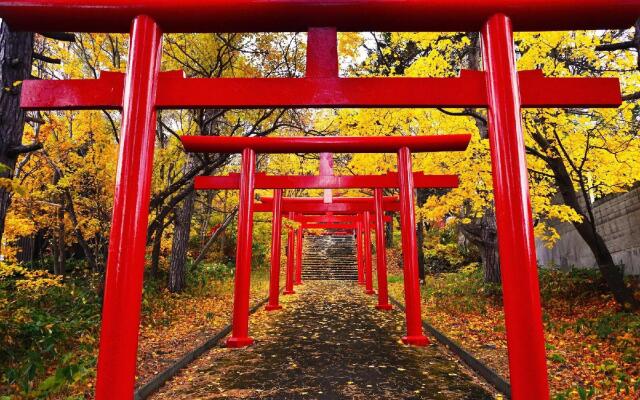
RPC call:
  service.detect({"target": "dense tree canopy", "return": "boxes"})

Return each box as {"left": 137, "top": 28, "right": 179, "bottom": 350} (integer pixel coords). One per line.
{"left": 0, "top": 26, "right": 637, "bottom": 302}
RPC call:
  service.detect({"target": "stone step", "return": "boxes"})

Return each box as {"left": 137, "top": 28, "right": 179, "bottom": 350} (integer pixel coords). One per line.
{"left": 301, "top": 234, "right": 358, "bottom": 281}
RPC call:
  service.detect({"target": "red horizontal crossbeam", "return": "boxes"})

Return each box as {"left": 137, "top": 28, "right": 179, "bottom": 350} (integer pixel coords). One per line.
{"left": 182, "top": 135, "right": 471, "bottom": 154}
{"left": 301, "top": 223, "right": 356, "bottom": 230}
{"left": 260, "top": 196, "right": 398, "bottom": 204}
{"left": 20, "top": 70, "right": 621, "bottom": 110}
{"left": 255, "top": 202, "right": 399, "bottom": 213}
{"left": 296, "top": 215, "right": 392, "bottom": 224}
{"left": 194, "top": 172, "right": 459, "bottom": 190}
{"left": 1, "top": 1, "right": 637, "bottom": 33}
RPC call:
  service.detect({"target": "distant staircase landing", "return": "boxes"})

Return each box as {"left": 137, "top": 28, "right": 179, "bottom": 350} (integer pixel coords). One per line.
{"left": 302, "top": 234, "right": 358, "bottom": 281}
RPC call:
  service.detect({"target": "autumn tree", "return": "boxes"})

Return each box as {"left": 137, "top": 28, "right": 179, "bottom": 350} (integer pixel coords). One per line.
{"left": 0, "top": 22, "right": 38, "bottom": 247}
{"left": 333, "top": 29, "right": 640, "bottom": 309}
{"left": 156, "top": 33, "right": 307, "bottom": 292}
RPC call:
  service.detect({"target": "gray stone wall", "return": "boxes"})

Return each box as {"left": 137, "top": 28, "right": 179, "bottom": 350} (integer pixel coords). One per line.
{"left": 535, "top": 187, "right": 640, "bottom": 276}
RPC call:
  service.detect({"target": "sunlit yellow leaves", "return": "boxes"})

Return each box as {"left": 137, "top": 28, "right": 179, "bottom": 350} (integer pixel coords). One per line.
{"left": 329, "top": 30, "right": 639, "bottom": 250}
{"left": 0, "top": 262, "right": 63, "bottom": 295}
{"left": 5, "top": 108, "right": 118, "bottom": 259}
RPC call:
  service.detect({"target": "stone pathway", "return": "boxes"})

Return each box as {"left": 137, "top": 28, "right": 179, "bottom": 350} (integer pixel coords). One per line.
{"left": 151, "top": 281, "right": 496, "bottom": 399}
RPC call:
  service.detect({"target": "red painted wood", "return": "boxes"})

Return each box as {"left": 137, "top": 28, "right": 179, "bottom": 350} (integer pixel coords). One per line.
{"left": 356, "top": 221, "right": 364, "bottom": 285}
{"left": 374, "top": 188, "right": 392, "bottom": 310}
{"left": 297, "top": 215, "right": 392, "bottom": 224}
{"left": 397, "top": 147, "right": 429, "bottom": 346}
{"left": 5, "top": 1, "right": 628, "bottom": 395}
{"left": 319, "top": 152, "right": 335, "bottom": 203}
{"left": 482, "top": 14, "right": 550, "bottom": 398}
{"left": 295, "top": 228, "right": 303, "bottom": 285}
{"left": 1, "top": 1, "right": 637, "bottom": 33}
{"left": 194, "top": 172, "right": 460, "bottom": 190}
{"left": 518, "top": 70, "right": 621, "bottom": 107}
{"left": 255, "top": 202, "right": 401, "bottom": 213}
{"left": 265, "top": 189, "right": 284, "bottom": 311}
{"left": 307, "top": 28, "right": 338, "bottom": 78}
{"left": 363, "top": 211, "right": 375, "bottom": 295}
{"left": 226, "top": 148, "right": 256, "bottom": 348}
{"left": 301, "top": 223, "right": 356, "bottom": 230}
{"left": 182, "top": 135, "right": 471, "bottom": 154}
{"left": 284, "top": 213, "right": 296, "bottom": 295}
{"left": 94, "top": 16, "right": 162, "bottom": 400}
{"left": 20, "top": 70, "right": 621, "bottom": 110}
{"left": 259, "top": 196, "right": 399, "bottom": 204}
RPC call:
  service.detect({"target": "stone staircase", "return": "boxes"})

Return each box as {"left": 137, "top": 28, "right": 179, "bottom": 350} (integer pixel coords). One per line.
{"left": 302, "top": 234, "right": 358, "bottom": 280}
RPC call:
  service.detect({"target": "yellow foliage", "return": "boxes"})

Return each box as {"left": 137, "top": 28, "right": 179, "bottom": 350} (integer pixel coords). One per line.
{"left": 0, "top": 262, "right": 63, "bottom": 295}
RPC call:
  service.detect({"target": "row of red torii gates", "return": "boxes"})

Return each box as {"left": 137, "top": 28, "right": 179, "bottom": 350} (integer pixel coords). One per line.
{"left": 2, "top": 1, "right": 637, "bottom": 399}
{"left": 185, "top": 138, "right": 469, "bottom": 350}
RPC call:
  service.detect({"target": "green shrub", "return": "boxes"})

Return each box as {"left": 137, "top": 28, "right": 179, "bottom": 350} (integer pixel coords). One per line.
{"left": 0, "top": 264, "right": 101, "bottom": 397}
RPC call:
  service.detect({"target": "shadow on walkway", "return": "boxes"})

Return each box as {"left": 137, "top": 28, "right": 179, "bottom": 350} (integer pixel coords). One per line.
{"left": 152, "top": 281, "right": 495, "bottom": 399}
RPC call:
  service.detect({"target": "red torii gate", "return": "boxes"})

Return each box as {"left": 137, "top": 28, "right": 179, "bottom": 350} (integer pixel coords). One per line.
{"left": 256, "top": 196, "right": 402, "bottom": 308}
{"left": 185, "top": 135, "right": 467, "bottom": 349}
{"left": 295, "top": 215, "right": 375, "bottom": 292}
{"left": 187, "top": 136, "right": 467, "bottom": 331}
{"left": 2, "top": 1, "right": 635, "bottom": 398}
{"left": 181, "top": 134, "right": 464, "bottom": 347}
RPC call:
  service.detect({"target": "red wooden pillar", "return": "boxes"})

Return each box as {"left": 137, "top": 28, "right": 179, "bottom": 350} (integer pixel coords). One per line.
{"left": 226, "top": 148, "right": 256, "bottom": 348}
{"left": 356, "top": 220, "right": 365, "bottom": 285}
{"left": 320, "top": 152, "right": 334, "bottom": 204}
{"left": 265, "top": 189, "right": 283, "bottom": 311}
{"left": 374, "top": 188, "right": 392, "bottom": 310}
{"left": 482, "top": 14, "right": 549, "bottom": 398}
{"left": 363, "top": 211, "right": 375, "bottom": 295}
{"left": 284, "top": 212, "right": 296, "bottom": 295}
{"left": 95, "top": 16, "right": 162, "bottom": 400}
{"left": 397, "top": 147, "right": 429, "bottom": 346}
{"left": 295, "top": 226, "right": 303, "bottom": 285}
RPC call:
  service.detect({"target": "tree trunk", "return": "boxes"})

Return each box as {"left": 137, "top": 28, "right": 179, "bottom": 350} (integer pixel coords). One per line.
{"left": 168, "top": 187, "right": 196, "bottom": 293}
{"left": 53, "top": 204, "right": 65, "bottom": 275}
{"left": 416, "top": 219, "right": 426, "bottom": 281}
{"left": 199, "top": 190, "right": 214, "bottom": 247}
{"left": 219, "top": 189, "right": 228, "bottom": 253}
{"left": 150, "top": 219, "right": 165, "bottom": 279}
{"left": 63, "top": 189, "right": 98, "bottom": 272}
{"left": 527, "top": 124, "right": 638, "bottom": 310}
{"left": 455, "top": 31, "right": 501, "bottom": 284}
{"left": 385, "top": 212, "right": 393, "bottom": 248}
{"left": 16, "top": 235, "right": 34, "bottom": 264}
{"left": 479, "top": 209, "right": 500, "bottom": 284}
{"left": 193, "top": 207, "right": 238, "bottom": 268}
{"left": 460, "top": 207, "right": 501, "bottom": 284}
{"left": 0, "top": 23, "right": 33, "bottom": 247}
{"left": 416, "top": 189, "right": 429, "bottom": 282}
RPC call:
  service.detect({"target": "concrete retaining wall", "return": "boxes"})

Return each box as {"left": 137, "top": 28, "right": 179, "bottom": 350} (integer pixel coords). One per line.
{"left": 535, "top": 187, "right": 640, "bottom": 276}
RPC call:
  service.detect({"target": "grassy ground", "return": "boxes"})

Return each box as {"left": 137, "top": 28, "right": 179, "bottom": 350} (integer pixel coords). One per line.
{"left": 0, "top": 261, "right": 271, "bottom": 399}
{"left": 384, "top": 250, "right": 640, "bottom": 400}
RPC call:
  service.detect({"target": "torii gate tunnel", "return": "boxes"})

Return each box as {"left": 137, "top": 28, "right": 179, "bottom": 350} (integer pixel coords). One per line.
{"left": 187, "top": 136, "right": 465, "bottom": 348}
{"left": 260, "top": 198, "right": 398, "bottom": 311}
{"left": 2, "top": 1, "right": 637, "bottom": 399}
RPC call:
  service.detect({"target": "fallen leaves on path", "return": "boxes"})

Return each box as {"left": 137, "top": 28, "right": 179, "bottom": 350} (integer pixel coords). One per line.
{"left": 136, "top": 275, "right": 270, "bottom": 387}
{"left": 385, "top": 258, "right": 639, "bottom": 400}
{"left": 151, "top": 281, "right": 496, "bottom": 399}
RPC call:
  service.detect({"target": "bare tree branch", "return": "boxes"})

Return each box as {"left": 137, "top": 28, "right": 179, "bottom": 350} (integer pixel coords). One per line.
{"left": 39, "top": 32, "right": 76, "bottom": 42}
{"left": 32, "top": 52, "right": 61, "bottom": 64}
